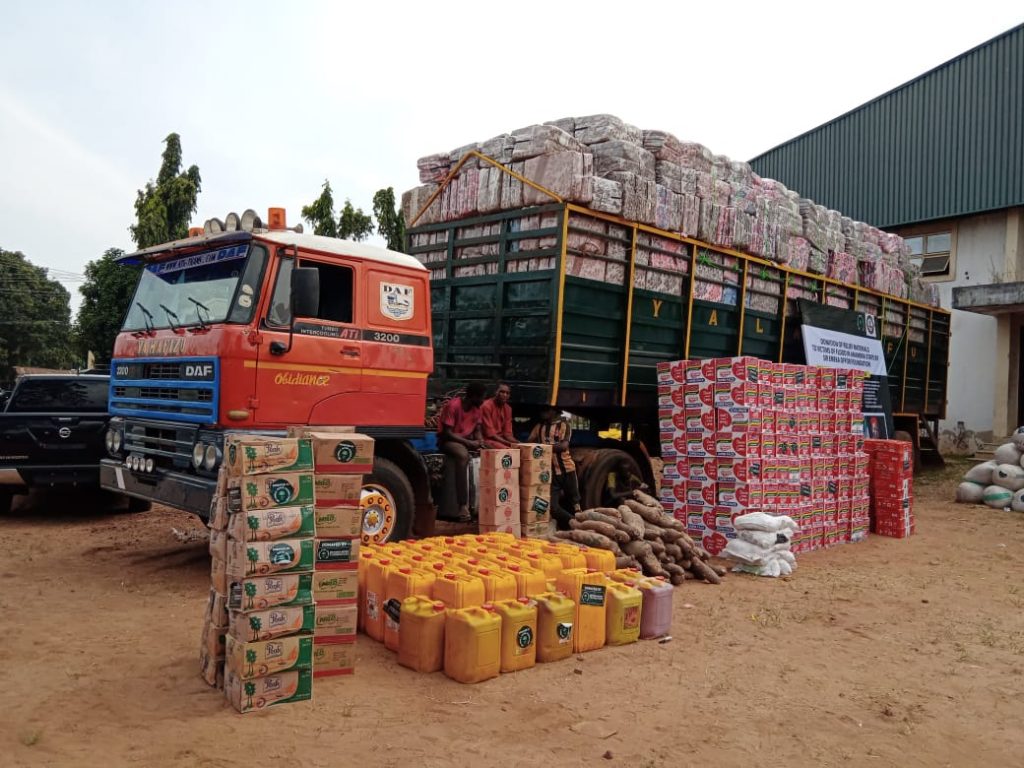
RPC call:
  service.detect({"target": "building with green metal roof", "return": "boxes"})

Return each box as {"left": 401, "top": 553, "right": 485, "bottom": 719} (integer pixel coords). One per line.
{"left": 750, "top": 23, "right": 1024, "bottom": 446}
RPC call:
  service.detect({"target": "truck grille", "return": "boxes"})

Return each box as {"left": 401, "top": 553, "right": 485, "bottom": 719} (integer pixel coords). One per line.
{"left": 109, "top": 357, "right": 219, "bottom": 424}
{"left": 123, "top": 421, "right": 198, "bottom": 469}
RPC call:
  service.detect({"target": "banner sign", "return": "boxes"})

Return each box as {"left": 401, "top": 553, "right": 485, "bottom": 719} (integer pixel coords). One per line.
{"left": 799, "top": 301, "right": 894, "bottom": 439}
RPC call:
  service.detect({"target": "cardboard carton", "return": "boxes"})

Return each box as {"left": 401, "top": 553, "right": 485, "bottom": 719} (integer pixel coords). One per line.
{"left": 209, "top": 529, "right": 228, "bottom": 560}
{"left": 314, "top": 603, "right": 357, "bottom": 639}
{"left": 225, "top": 436, "right": 313, "bottom": 476}
{"left": 520, "top": 462, "right": 553, "bottom": 486}
{"left": 228, "top": 573, "right": 315, "bottom": 613}
{"left": 225, "top": 538, "right": 316, "bottom": 579}
{"left": 313, "top": 474, "right": 363, "bottom": 507}
{"left": 209, "top": 495, "right": 229, "bottom": 531}
{"left": 229, "top": 603, "right": 316, "bottom": 643}
{"left": 311, "top": 570, "right": 359, "bottom": 604}
{"left": 480, "top": 447, "right": 521, "bottom": 471}
{"left": 205, "top": 589, "right": 230, "bottom": 629}
{"left": 313, "top": 638, "right": 356, "bottom": 677}
{"left": 479, "top": 464, "right": 519, "bottom": 489}
{"left": 308, "top": 432, "right": 375, "bottom": 474}
{"left": 211, "top": 556, "right": 228, "bottom": 594}
{"left": 313, "top": 506, "right": 363, "bottom": 539}
{"left": 227, "top": 472, "right": 315, "bottom": 513}
{"left": 201, "top": 617, "right": 227, "bottom": 658}
{"left": 314, "top": 538, "right": 361, "bottom": 569}
{"left": 287, "top": 425, "right": 355, "bottom": 437}
{"left": 199, "top": 646, "right": 223, "bottom": 689}
{"left": 224, "top": 667, "right": 313, "bottom": 713}
{"left": 228, "top": 505, "right": 316, "bottom": 542}
{"left": 478, "top": 501, "right": 519, "bottom": 526}
{"left": 226, "top": 634, "right": 313, "bottom": 680}
{"left": 479, "top": 521, "right": 523, "bottom": 537}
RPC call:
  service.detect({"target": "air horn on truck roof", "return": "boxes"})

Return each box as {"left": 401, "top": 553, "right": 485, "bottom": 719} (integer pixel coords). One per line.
{"left": 200, "top": 207, "right": 304, "bottom": 236}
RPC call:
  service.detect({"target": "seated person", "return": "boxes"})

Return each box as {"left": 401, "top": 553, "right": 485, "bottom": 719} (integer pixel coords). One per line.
{"left": 437, "top": 382, "right": 486, "bottom": 522}
{"left": 480, "top": 383, "right": 516, "bottom": 449}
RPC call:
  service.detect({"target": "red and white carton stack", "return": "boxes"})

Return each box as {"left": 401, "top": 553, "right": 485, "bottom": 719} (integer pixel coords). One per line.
{"left": 657, "top": 356, "right": 872, "bottom": 556}
{"left": 478, "top": 447, "right": 522, "bottom": 536}
{"left": 864, "top": 438, "right": 915, "bottom": 538}
{"left": 519, "top": 443, "right": 554, "bottom": 539}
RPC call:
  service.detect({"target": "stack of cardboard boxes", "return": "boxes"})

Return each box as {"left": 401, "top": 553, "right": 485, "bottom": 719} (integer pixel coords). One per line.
{"left": 290, "top": 428, "right": 374, "bottom": 677}
{"left": 478, "top": 447, "right": 521, "bottom": 536}
{"left": 519, "top": 443, "right": 554, "bottom": 538}
{"left": 216, "top": 435, "right": 318, "bottom": 713}
{"left": 865, "top": 438, "right": 915, "bottom": 538}
{"left": 657, "top": 356, "right": 872, "bottom": 556}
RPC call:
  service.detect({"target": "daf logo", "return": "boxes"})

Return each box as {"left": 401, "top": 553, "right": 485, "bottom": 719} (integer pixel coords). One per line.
{"left": 185, "top": 364, "right": 213, "bottom": 378}
{"left": 58, "top": 427, "right": 71, "bottom": 439}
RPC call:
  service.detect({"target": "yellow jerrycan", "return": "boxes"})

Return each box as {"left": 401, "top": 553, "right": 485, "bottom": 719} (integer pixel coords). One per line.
{"left": 493, "top": 598, "right": 537, "bottom": 673}
{"left": 384, "top": 567, "right": 436, "bottom": 652}
{"left": 578, "top": 545, "right": 617, "bottom": 573}
{"left": 545, "top": 544, "right": 587, "bottom": 571}
{"left": 433, "top": 572, "right": 486, "bottom": 609}
{"left": 533, "top": 591, "right": 576, "bottom": 663}
{"left": 505, "top": 564, "right": 547, "bottom": 599}
{"left": 444, "top": 605, "right": 501, "bottom": 684}
{"left": 357, "top": 549, "right": 376, "bottom": 632}
{"left": 365, "top": 557, "right": 400, "bottom": 642}
{"left": 555, "top": 568, "right": 608, "bottom": 652}
{"left": 607, "top": 567, "right": 644, "bottom": 584}
{"left": 523, "top": 549, "right": 563, "bottom": 579}
{"left": 397, "top": 596, "right": 446, "bottom": 673}
{"left": 473, "top": 568, "right": 518, "bottom": 603}
{"left": 605, "top": 582, "right": 643, "bottom": 646}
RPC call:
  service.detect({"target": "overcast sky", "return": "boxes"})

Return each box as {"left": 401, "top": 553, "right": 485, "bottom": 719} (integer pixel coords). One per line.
{"left": 1, "top": 1, "right": 1020, "bottom": 314}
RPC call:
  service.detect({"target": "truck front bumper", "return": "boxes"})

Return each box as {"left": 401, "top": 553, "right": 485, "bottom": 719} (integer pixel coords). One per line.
{"left": 100, "top": 459, "right": 216, "bottom": 519}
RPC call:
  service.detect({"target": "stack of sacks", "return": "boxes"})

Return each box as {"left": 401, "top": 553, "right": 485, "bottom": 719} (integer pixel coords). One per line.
{"left": 220, "top": 435, "right": 318, "bottom": 712}
{"left": 519, "top": 443, "right": 554, "bottom": 539}
{"left": 293, "top": 428, "right": 374, "bottom": 677}
{"left": 956, "top": 435, "right": 1024, "bottom": 511}
{"left": 401, "top": 114, "right": 939, "bottom": 306}
{"left": 478, "top": 447, "right": 522, "bottom": 536}
{"left": 723, "top": 512, "right": 798, "bottom": 578}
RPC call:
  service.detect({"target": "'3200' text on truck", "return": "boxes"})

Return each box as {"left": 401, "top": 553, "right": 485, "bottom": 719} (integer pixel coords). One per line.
{"left": 101, "top": 164, "right": 950, "bottom": 541}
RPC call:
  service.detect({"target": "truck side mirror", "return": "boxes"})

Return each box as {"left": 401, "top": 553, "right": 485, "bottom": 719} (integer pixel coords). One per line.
{"left": 291, "top": 267, "right": 320, "bottom": 318}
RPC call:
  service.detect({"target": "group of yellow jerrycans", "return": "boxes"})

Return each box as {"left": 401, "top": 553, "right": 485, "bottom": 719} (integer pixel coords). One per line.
{"left": 359, "top": 532, "right": 673, "bottom": 684}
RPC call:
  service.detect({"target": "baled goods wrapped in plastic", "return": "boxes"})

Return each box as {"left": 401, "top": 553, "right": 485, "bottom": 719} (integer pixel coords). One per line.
{"left": 655, "top": 161, "right": 698, "bottom": 195}
{"left": 510, "top": 123, "right": 583, "bottom": 160}
{"left": 677, "top": 141, "right": 714, "bottom": 174}
{"left": 827, "top": 251, "right": 859, "bottom": 285}
{"left": 449, "top": 142, "right": 480, "bottom": 169}
{"left": 613, "top": 173, "right": 656, "bottom": 224}
{"left": 573, "top": 113, "right": 642, "bottom": 146}
{"left": 590, "top": 140, "right": 655, "bottom": 179}
{"left": 642, "top": 129, "right": 684, "bottom": 162}
{"left": 681, "top": 194, "right": 700, "bottom": 239}
{"left": 402, "top": 184, "right": 442, "bottom": 226}
{"left": 544, "top": 116, "right": 576, "bottom": 135}
{"left": 590, "top": 176, "right": 623, "bottom": 214}
{"left": 730, "top": 209, "right": 753, "bottom": 250}
{"left": 522, "top": 151, "right": 594, "bottom": 205}
{"left": 477, "top": 166, "right": 503, "bottom": 213}
{"left": 417, "top": 153, "right": 451, "bottom": 184}
{"left": 499, "top": 161, "right": 527, "bottom": 209}
{"left": 478, "top": 134, "right": 516, "bottom": 165}
{"left": 807, "top": 245, "right": 828, "bottom": 275}
{"left": 654, "top": 185, "right": 683, "bottom": 232}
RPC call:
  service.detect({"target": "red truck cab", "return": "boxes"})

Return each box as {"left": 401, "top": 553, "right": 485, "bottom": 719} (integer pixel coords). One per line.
{"left": 100, "top": 210, "right": 434, "bottom": 541}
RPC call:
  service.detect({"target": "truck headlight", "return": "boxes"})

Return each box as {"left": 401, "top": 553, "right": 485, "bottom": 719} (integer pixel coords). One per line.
{"left": 203, "top": 444, "right": 221, "bottom": 471}
{"left": 192, "top": 443, "right": 205, "bottom": 468}
{"left": 106, "top": 427, "right": 122, "bottom": 456}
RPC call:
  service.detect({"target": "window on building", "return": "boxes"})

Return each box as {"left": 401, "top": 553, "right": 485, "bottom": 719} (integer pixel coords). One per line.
{"left": 906, "top": 232, "right": 952, "bottom": 277}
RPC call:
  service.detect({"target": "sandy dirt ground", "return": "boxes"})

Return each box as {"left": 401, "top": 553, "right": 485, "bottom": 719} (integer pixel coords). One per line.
{"left": 2, "top": 463, "right": 1023, "bottom": 768}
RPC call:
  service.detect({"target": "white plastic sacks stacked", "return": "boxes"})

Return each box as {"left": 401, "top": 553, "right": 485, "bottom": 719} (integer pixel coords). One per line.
{"left": 723, "top": 512, "right": 798, "bottom": 578}
{"left": 956, "top": 431, "right": 1024, "bottom": 511}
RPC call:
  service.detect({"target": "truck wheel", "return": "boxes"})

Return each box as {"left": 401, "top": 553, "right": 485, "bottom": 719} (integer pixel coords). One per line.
{"left": 0, "top": 490, "right": 11, "bottom": 515}
{"left": 892, "top": 430, "right": 921, "bottom": 474}
{"left": 126, "top": 496, "right": 153, "bottom": 513}
{"left": 579, "top": 449, "right": 644, "bottom": 510}
{"left": 361, "top": 457, "right": 413, "bottom": 545}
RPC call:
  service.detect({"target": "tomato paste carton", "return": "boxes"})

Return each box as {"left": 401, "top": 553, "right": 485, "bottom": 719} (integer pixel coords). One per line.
{"left": 313, "top": 603, "right": 357, "bottom": 640}
{"left": 685, "top": 407, "right": 716, "bottom": 434}
{"left": 225, "top": 436, "right": 314, "bottom": 476}
{"left": 686, "top": 480, "right": 717, "bottom": 506}
{"left": 715, "top": 356, "right": 761, "bottom": 384}
{"left": 686, "top": 433, "right": 715, "bottom": 458}
{"left": 314, "top": 473, "right": 362, "bottom": 507}
{"left": 716, "top": 481, "right": 759, "bottom": 512}
{"left": 715, "top": 431, "right": 751, "bottom": 458}
{"left": 225, "top": 667, "right": 313, "bottom": 713}
{"left": 663, "top": 460, "right": 684, "bottom": 485}
{"left": 228, "top": 472, "right": 315, "bottom": 513}
{"left": 226, "top": 635, "right": 314, "bottom": 680}
{"left": 656, "top": 360, "right": 687, "bottom": 384}
{"left": 714, "top": 506, "right": 739, "bottom": 540}
{"left": 685, "top": 382, "right": 715, "bottom": 408}
{"left": 658, "top": 384, "right": 686, "bottom": 409}
{"left": 313, "top": 638, "right": 356, "bottom": 677}
{"left": 228, "top": 573, "right": 315, "bottom": 612}
{"left": 716, "top": 457, "right": 762, "bottom": 483}
{"left": 687, "top": 455, "right": 717, "bottom": 483}
{"left": 226, "top": 538, "right": 316, "bottom": 579}
{"left": 715, "top": 382, "right": 759, "bottom": 407}
{"left": 702, "top": 528, "right": 728, "bottom": 556}
{"left": 687, "top": 359, "right": 716, "bottom": 384}
{"left": 314, "top": 538, "right": 360, "bottom": 569}
{"left": 308, "top": 432, "right": 375, "bottom": 474}
{"left": 228, "top": 505, "right": 316, "bottom": 542}
{"left": 229, "top": 603, "right": 316, "bottom": 642}
{"left": 670, "top": 482, "right": 688, "bottom": 506}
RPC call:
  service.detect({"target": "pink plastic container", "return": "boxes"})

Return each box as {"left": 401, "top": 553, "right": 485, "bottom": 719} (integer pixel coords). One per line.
{"left": 635, "top": 577, "right": 673, "bottom": 639}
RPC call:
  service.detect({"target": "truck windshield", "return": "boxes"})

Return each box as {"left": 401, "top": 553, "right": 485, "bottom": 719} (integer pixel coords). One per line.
{"left": 7, "top": 379, "right": 109, "bottom": 412}
{"left": 122, "top": 244, "right": 264, "bottom": 331}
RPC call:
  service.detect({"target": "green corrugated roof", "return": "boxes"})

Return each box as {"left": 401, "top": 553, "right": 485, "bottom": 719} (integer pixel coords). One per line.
{"left": 749, "top": 24, "right": 1024, "bottom": 229}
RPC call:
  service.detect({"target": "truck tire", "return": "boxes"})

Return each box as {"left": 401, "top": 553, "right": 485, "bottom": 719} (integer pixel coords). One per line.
{"left": 126, "top": 496, "right": 153, "bottom": 513}
{"left": 892, "top": 430, "right": 921, "bottom": 474}
{"left": 578, "top": 448, "right": 644, "bottom": 510}
{"left": 0, "top": 490, "right": 11, "bottom": 515}
{"left": 361, "top": 457, "right": 413, "bottom": 545}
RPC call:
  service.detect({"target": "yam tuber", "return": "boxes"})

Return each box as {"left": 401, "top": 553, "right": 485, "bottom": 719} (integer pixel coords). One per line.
{"left": 576, "top": 519, "right": 630, "bottom": 545}
{"left": 664, "top": 543, "right": 683, "bottom": 562}
{"left": 632, "top": 489, "right": 661, "bottom": 509}
{"left": 553, "top": 529, "right": 622, "bottom": 555}
{"left": 688, "top": 557, "right": 721, "bottom": 584}
{"left": 648, "top": 539, "right": 666, "bottom": 557}
{"left": 638, "top": 553, "right": 668, "bottom": 578}
{"left": 617, "top": 506, "right": 646, "bottom": 539}
{"left": 622, "top": 540, "right": 653, "bottom": 559}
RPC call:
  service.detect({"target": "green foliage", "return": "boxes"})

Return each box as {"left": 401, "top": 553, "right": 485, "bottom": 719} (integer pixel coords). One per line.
{"left": 0, "top": 248, "right": 75, "bottom": 382}
{"left": 74, "top": 248, "right": 141, "bottom": 363}
{"left": 372, "top": 187, "right": 406, "bottom": 252}
{"left": 130, "top": 134, "right": 202, "bottom": 248}
{"left": 337, "top": 199, "right": 374, "bottom": 242}
{"left": 301, "top": 181, "right": 339, "bottom": 238}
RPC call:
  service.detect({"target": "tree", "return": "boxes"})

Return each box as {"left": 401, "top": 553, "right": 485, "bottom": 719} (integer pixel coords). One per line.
{"left": 243, "top": 582, "right": 258, "bottom": 610}
{"left": 301, "top": 182, "right": 373, "bottom": 242}
{"left": 130, "top": 133, "right": 202, "bottom": 248}
{"left": 243, "top": 681, "right": 256, "bottom": 710}
{"left": 373, "top": 187, "right": 406, "bottom": 252}
{"left": 247, "top": 515, "right": 260, "bottom": 540}
{"left": 246, "top": 547, "right": 259, "bottom": 575}
{"left": 74, "top": 248, "right": 141, "bottom": 364}
{"left": 249, "top": 615, "right": 262, "bottom": 642}
{"left": 245, "top": 649, "right": 257, "bottom": 677}
{"left": 300, "top": 180, "right": 338, "bottom": 238}
{"left": 0, "top": 248, "right": 75, "bottom": 381}
{"left": 338, "top": 199, "right": 374, "bottom": 242}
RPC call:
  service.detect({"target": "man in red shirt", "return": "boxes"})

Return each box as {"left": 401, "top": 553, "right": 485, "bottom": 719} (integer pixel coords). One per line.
{"left": 480, "top": 383, "right": 516, "bottom": 449}
{"left": 437, "top": 382, "right": 486, "bottom": 521}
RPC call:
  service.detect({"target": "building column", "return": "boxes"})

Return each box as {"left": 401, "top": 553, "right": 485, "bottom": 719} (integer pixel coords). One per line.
{"left": 994, "top": 314, "right": 1013, "bottom": 438}
{"left": 1007, "top": 207, "right": 1024, "bottom": 280}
